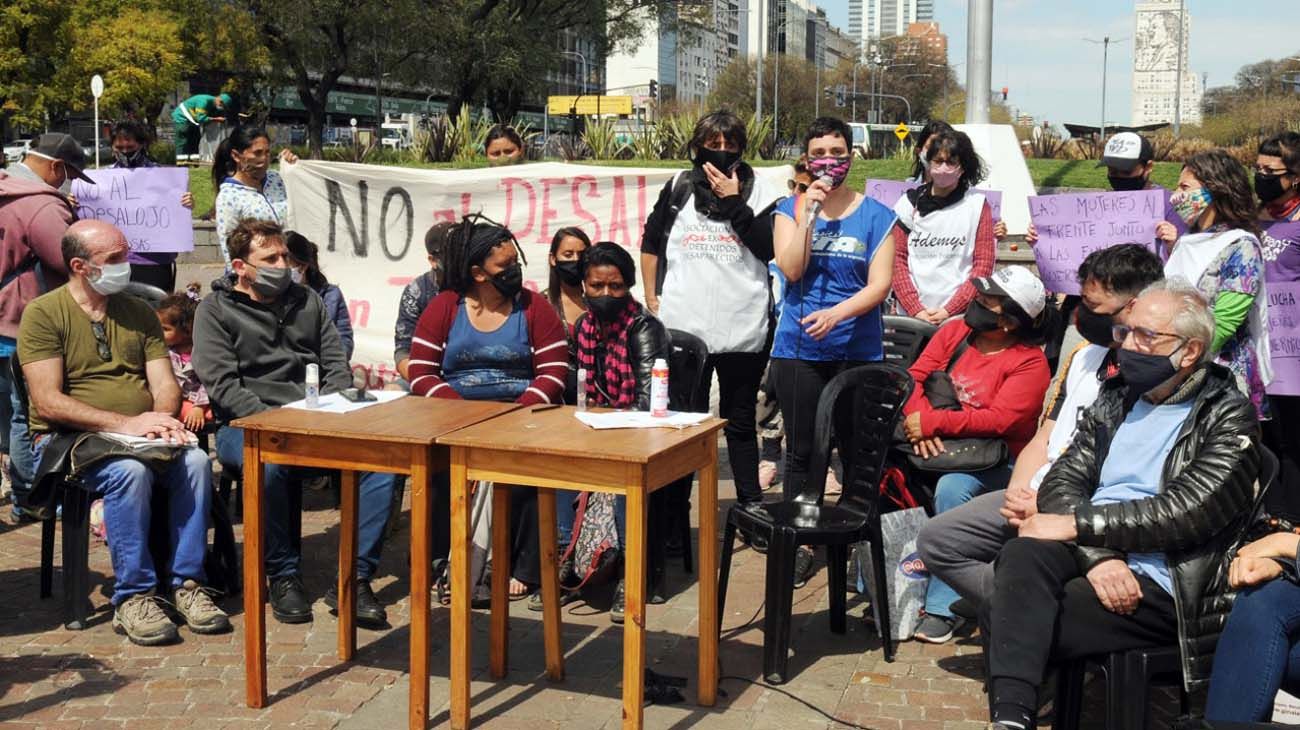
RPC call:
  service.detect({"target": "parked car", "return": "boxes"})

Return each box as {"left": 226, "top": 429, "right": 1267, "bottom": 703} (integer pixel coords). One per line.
{"left": 3, "top": 138, "right": 33, "bottom": 163}
{"left": 80, "top": 141, "right": 114, "bottom": 166}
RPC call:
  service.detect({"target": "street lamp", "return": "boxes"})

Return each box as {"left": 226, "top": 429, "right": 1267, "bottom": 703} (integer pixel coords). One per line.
{"left": 1084, "top": 36, "right": 1127, "bottom": 139}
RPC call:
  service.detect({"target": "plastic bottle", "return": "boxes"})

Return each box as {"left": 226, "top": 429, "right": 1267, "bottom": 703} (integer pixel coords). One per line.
{"left": 576, "top": 368, "right": 588, "bottom": 411}
{"left": 650, "top": 358, "right": 669, "bottom": 417}
{"left": 305, "top": 363, "right": 320, "bottom": 408}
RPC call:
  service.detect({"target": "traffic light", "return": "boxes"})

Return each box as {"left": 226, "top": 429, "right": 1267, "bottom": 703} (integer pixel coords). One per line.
{"left": 1002, "top": 86, "right": 1009, "bottom": 101}
{"left": 648, "top": 79, "right": 658, "bottom": 99}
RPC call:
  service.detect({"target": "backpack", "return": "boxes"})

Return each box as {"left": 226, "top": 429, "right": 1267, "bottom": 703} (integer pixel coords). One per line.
{"left": 559, "top": 491, "right": 620, "bottom": 591}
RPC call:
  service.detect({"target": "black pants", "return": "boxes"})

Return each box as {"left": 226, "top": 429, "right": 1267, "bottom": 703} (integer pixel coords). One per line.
{"left": 1263, "top": 395, "right": 1300, "bottom": 522}
{"left": 701, "top": 350, "right": 769, "bottom": 505}
{"left": 986, "top": 537, "right": 1177, "bottom": 695}
{"left": 769, "top": 358, "right": 869, "bottom": 500}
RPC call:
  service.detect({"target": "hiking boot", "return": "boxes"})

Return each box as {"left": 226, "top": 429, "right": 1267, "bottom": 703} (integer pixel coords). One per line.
{"left": 610, "top": 579, "right": 626, "bottom": 624}
{"left": 913, "top": 613, "right": 963, "bottom": 644}
{"left": 324, "top": 579, "right": 388, "bottom": 629}
{"left": 793, "top": 546, "right": 816, "bottom": 588}
{"left": 172, "top": 580, "right": 231, "bottom": 634}
{"left": 269, "top": 575, "right": 313, "bottom": 624}
{"left": 113, "top": 593, "right": 180, "bottom": 646}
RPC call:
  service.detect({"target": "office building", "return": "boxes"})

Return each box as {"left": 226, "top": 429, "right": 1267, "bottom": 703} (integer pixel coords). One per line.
{"left": 848, "top": 0, "right": 934, "bottom": 49}
{"left": 1131, "top": 0, "right": 1202, "bottom": 126}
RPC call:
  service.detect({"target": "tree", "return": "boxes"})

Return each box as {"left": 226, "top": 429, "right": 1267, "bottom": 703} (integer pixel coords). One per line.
{"left": 0, "top": 0, "right": 73, "bottom": 138}
{"left": 59, "top": 8, "right": 193, "bottom": 123}
{"left": 707, "top": 55, "right": 822, "bottom": 146}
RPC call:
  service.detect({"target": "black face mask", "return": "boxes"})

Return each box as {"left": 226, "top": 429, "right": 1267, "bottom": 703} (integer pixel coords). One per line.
{"left": 1255, "top": 172, "right": 1292, "bottom": 204}
{"left": 113, "top": 148, "right": 148, "bottom": 168}
{"left": 1117, "top": 347, "right": 1181, "bottom": 406}
{"left": 586, "top": 294, "right": 629, "bottom": 322}
{"left": 963, "top": 300, "right": 1002, "bottom": 333}
{"left": 693, "top": 147, "right": 740, "bottom": 174}
{"left": 554, "top": 260, "right": 583, "bottom": 287}
{"left": 1108, "top": 174, "right": 1147, "bottom": 192}
{"left": 491, "top": 264, "right": 523, "bottom": 299}
{"left": 1076, "top": 305, "right": 1117, "bottom": 346}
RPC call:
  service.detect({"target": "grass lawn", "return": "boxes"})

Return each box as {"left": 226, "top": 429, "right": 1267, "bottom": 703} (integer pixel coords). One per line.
{"left": 186, "top": 156, "right": 1183, "bottom": 218}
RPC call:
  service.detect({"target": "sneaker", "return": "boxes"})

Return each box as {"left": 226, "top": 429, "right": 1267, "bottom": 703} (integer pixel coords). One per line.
{"left": 913, "top": 613, "right": 963, "bottom": 644}
{"left": 269, "top": 575, "right": 313, "bottom": 624}
{"left": 793, "top": 546, "right": 816, "bottom": 588}
{"left": 323, "top": 579, "right": 388, "bottom": 629}
{"left": 949, "top": 597, "right": 979, "bottom": 621}
{"left": 758, "top": 460, "right": 780, "bottom": 491}
{"left": 528, "top": 588, "right": 581, "bottom": 612}
{"left": 610, "top": 579, "right": 626, "bottom": 624}
{"left": 113, "top": 593, "right": 180, "bottom": 646}
{"left": 172, "top": 580, "right": 231, "bottom": 634}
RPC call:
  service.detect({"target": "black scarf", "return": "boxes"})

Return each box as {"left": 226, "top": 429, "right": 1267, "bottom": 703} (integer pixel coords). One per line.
{"left": 689, "top": 163, "right": 756, "bottom": 221}
{"left": 908, "top": 180, "right": 971, "bottom": 217}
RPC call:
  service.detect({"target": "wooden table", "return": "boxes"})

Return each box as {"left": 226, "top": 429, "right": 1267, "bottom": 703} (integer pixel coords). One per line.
{"left": 436, "top": 405, "right": 727, "bottom": 729}
{"left": 233, "top": 396, "right": 519, "bottom": 730}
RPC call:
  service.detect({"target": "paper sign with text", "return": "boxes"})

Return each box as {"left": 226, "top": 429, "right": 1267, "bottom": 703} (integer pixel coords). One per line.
{"left": 71, "top": 167, "right": 193, "bottom": 253}
{"left": 1266, "top": 280, "right": 1300, "bottom": 397}
{"left": 1027, "top": 189, "right": 1165, "bottom": 295}
{"left": 864, "top": 178, "right": 1002, "bottom": 222}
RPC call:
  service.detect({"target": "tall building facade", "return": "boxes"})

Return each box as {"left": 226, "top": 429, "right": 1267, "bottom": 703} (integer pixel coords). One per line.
{"left": 1131, "top": 0, "right": 1202, "bottom": 126}
{"left": 604, "top": 0, "right": 742, "bottom": 112}
{"left": 848, "top": 0, "right": 934, "bottom": 49}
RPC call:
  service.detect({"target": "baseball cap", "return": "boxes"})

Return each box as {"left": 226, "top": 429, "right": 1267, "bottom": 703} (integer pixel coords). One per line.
{"left": 1097, "top": 132, "right": 1154, "bottom": 172}
{"left": 25, "top": 133, "right": 94, "bottom": 183}
{"left": 974, "top": 266, "right": 1046, "bottom": 318}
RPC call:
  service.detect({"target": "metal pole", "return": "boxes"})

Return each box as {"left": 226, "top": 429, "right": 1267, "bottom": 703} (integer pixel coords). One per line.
{"left": 852, "top": 63, "right": 858, "bottom": 122}
{"left": 774, "top": 47, "right": 780, "bottom": 147}
{"left": 756, "top": 0, "right": 764, "bottom": 121}
{"left": 815, "top": 58, "right": 820, "bottom": 118}
{"left": 965, "top": 0, "right": 993, "bottom": 124}
{"left": 1101, "top": 37, "right": 1108, "bottom": 137}
{"left": 1173, "top": 0, "right": 1185, "bottom": 136}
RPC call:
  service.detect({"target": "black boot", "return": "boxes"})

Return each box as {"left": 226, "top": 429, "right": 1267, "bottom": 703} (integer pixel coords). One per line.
{"left": 610, "top": 579, "right": 626, "bottom": 624}
{"left": 324, "top": 578, "right": 389, "bottom": 629}
{"left": 269, "top": 575, "right": 312, "bottom": 624}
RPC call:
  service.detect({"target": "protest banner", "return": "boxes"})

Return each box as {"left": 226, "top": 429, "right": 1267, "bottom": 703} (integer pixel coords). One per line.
{"left": 71, "top": 167, "right": 193, "bottom": 253}
{"left": 1267, "top": 280, "right": 1300, "bottom": 397}
{"left": 1026, "top": 189, "right": 1164, "bottom": 295}
{"left": 864, "top": 178, "right": 1002, "bottom": 221}
{"left": 281, "top": 160, "right": 791, "bottom": 386}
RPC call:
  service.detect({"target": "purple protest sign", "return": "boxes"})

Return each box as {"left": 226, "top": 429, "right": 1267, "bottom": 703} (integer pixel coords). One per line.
{"left": 1263, "top": 219, "right": 1300, "bottom": 284}
{"left": 1266, "top": 281, "right": 1300, "bottom": 396}
{"left": 864, "top": 179, "right": 1002, "bottom": 222}
{"left": 71, "top": 167, "right": 194, "bottom": 253}
{"left": 1027, "top": 189, "right": 1165, "bottom": 295}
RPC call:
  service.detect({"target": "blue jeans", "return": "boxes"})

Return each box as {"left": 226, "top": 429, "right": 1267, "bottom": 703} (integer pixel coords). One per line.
{"left": 4, "top": 359, "right": 34, "bottom": 514}
{"left": 35, "top": 437, "right": 211, "bottom": 605}
{"left": 555, "top": 489, "right": 626, "bottom": 552}
{"left": 923, "top": 464, "right": 1013, "bottom": 619}
{"left": 1205, "top": 577, "right": 1300, "bottom": 722}
{"left": 216, "top": 426, "right": 397, "bottom": 580}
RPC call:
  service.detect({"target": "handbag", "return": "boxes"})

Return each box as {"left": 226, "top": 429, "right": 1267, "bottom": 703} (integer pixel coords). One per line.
{"left": 558, "top": 491, "right": 620, "bottom": 591}
{"left": 897, "top": 337, "right": 1009, "bottom": 474}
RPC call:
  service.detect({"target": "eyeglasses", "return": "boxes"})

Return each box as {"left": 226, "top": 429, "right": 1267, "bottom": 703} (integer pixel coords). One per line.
{"left": 787, "top": 180, "right": 809, "bottom": 193}
{"left": 91, "top": 321, "right": 111, "bottom": 361}
{"left": 1111, "top": 324, "right": 1186, "bottom": 351}
{"left": 1254, "top": 166, "right": 1291, "bottom": 176}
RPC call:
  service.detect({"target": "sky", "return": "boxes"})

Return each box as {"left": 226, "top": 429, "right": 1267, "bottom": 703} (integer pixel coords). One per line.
{"left": 820, "top": 0, "right": 1300, "bottom": 128}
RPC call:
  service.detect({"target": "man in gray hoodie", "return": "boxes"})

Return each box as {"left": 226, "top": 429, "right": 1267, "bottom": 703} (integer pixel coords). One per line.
{"left": 0, "top": 133, "right": 85, "bottom": 520}
{"left": 192, "top": 218, "right": 397, "bottom": 628}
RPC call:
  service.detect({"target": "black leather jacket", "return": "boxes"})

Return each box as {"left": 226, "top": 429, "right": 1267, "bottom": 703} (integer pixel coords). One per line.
{"left": 1037, "top": 363, "right": 1262, "bottom": 690}
{"left": 574, "top": 304, "right": 670, "bottom": 411}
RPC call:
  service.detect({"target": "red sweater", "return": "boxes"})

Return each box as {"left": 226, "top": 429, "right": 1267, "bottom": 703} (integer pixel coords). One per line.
{"left": 408, "top": 288, "right": 568, "bottom": 405}
{"left": 903, "top": 319, "right": 1050, "bottom": 456}
{"left": 891, "top": 200, "right": 996, "bottom": 317}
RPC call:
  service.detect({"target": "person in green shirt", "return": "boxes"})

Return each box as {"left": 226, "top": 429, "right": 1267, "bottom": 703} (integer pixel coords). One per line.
{"left": 171, "top": 93, "right": 230, "bottom": 161}
{"left": 19, "top": 219, "right": 229, "bottom": 646}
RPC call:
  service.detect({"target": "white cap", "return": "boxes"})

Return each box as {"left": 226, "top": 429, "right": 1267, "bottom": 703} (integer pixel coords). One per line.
{"left": 306, "top": 363, "right": 319, "bottom": 382}
{"left": 1098, "top": 131, "right": 1154, "bottom": 172}
{"left": 974, "top": 266, "right": 1046, "bottom": 318}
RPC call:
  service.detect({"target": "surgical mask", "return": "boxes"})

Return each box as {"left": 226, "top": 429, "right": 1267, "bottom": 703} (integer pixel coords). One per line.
{"left": 1117, "top": 346, "right": 1182, "bottom": 406}
{"left": 963, "top": 300, "right": 1001, "bottom": 332}
{"left": 808, "top": 155, "right": 852, "bottom": 189}
{"left": 113, "top": 149, "right": 148, "bottom": 168}
{"left": 929, "top": 162, "right": 962, "bottom": 189}
{"left": 87, "top": 261, "right": 131, "bottom": 296}
{"left": 1108, "top": 174, "right": 1147, "bottom": 192}
{"left": 244, "top": 261, "right": 292, "bottom": 299}
{"left": 555, "top": 260, "right": 583, "bottom": 287}
{"left": 1170, "top": 188, "right": 1213, "bottom": 227}
{"left": 492, "top": 264, "right": 524, "bottom": 299}
{"left": 693, "top": 147, "right": 741, "bottom": 175}
{"left": 1255, "top": 171, "right": 1292, "bottom": 204}
{"left": 586, "top": 294, "right": 629, "bottom": 322}
{"left": 1076, "top": 305, "right": 1118, "bottom": 346}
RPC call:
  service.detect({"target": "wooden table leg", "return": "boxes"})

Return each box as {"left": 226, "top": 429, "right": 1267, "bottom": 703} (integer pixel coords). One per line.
{"left": 338, "top": 470, "right": 359, "bottom": 662}
{"left": 449, "top": 447, "right": 471, "bottom": 730}
{"left": 622, "top": 486, "right": 647, "bottom": 730}
{"left": 535, "top": 489, "right": 564, "bottom": 681}
{"left": 489, "top": 484, "right": 512, "bottom": 679}
{"left": 697, "top": 437, "right": 719, "bottom": 706}
{"left": 242, "top": 431, "right": 267, "bottom": 708}
{"left": 409, "top": 449, "right": 432, "bottom": 730}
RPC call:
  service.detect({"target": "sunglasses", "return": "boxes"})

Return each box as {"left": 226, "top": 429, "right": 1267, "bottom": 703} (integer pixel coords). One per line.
{"left": 787, "top": 180, "right": 810, "bottom": 193}
{"left": 91, "top": 321, "right": 111, "bottom": 361}
{"left": 1111, "top": 324, "right": 1187, "bottom": 351}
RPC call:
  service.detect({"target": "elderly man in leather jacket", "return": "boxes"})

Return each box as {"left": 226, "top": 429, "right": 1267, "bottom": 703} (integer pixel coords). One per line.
{"left": 983, "top": 279, "right": 1261, "bottom": 730}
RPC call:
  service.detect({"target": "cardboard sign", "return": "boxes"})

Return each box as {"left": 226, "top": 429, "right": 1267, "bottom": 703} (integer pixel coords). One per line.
{"left": 1266, "top": 280, "right": 1300, "bottom": 396}
{"left": 864, "top": 178, "right": 1002, "bottom": 222}
{"left": 71, "top": 167, "right": 193, "bottom": 253}
{"left": 1027, "top": 189, "right": 1165, "bottom": 295}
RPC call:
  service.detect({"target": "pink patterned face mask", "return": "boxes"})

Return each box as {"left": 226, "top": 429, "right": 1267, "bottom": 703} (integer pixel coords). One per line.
{"left": 808, "top": 155, "right": 853, "bottom": 188}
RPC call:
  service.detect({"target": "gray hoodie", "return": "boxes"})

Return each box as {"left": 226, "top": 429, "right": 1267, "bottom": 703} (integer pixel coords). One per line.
{"left": 192, "top": 274, "right": 350, "bottom": 422}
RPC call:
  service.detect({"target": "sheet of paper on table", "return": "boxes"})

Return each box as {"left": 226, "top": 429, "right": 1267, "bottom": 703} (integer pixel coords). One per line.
{"left": 574, "top": 410, "right": 711, "bottom": 430}
{"left": 281, "top": 390, "right": 408, "bottom": 414}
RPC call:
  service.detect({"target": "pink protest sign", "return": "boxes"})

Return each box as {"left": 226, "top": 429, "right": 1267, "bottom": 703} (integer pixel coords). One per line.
{"left": 71, "top": 167, "right": 194, "bottom": 253}
{"left": 864, "top": 178, "right": 1002, "bottom": 222}
{"left": 1267, "top": 281, "right": 1300, "bottom": 396}
{"left": 1027, "top": 189, "right": 1165, "bottom": 295}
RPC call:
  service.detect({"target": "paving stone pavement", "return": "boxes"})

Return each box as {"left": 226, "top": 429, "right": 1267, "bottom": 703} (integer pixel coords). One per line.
{"left": 0, "top": 440, "right": 1191, "bottom": 728}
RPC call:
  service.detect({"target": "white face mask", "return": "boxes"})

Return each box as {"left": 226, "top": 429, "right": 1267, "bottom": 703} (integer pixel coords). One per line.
{"left": 88, "top": 261, "right": 131, "bottom": 296}
{"left": 290, "top": 268, "right": 305, "bottom": 285}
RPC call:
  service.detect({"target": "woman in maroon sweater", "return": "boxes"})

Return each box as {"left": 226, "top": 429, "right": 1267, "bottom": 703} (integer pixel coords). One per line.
{"left": 408, "top": 218, "right": 567, "bottom": 597}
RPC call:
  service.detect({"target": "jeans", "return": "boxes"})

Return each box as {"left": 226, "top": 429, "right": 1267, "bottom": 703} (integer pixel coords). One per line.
{"left": 918, "top": 489, "right": 1015, "bottom": 612}
{"left": 35, "top": 437, "right": 211, "bottom": 605}
{"left": 216, "top": 426, "right": 397, "bottom": 580}
{"left": 922, "top": 464, "right": 1013, "bottom": 618}
{"left": 1205, "top": 578, "right": 1300, "bottom": 722}
{"left": 3, "top": 359, "right": 33, "bottom": 513}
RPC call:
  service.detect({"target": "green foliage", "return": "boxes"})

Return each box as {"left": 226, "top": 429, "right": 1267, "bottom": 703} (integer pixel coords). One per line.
{"left": 745, "top": 114, "right": 774, "bottom": 160}
{"left": 148, "top": 141, "right": 176, "bottom": 165}
{"left": 659, "top": 112, "right": 699, "bottom": 159}
{"left": 61, "top": 7, "right": 192, "bottom": 119}
{"left": 627, "top": 126, "right": 666, "bottom": 161}
{"left": 581, "top": 117, "right": 629, "bottom": 160}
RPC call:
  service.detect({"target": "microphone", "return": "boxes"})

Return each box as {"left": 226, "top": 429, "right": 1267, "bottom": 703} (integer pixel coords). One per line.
{"left": 808, "top": 175, "right": 831, "bottom": 219}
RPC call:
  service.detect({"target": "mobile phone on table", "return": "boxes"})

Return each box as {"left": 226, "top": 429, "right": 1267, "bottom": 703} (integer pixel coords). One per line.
{"left": 340, "top": 387, "right": 377, "bottom": 403}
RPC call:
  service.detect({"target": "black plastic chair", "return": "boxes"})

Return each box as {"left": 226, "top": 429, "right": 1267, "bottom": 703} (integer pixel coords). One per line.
{"left": 717, "top": 363, "right": 915, "bottom": 683}
{"left": 1051, "top": 446, "right": 1280, "bottom": 730}
{"left": 665, "top": 329, "right": 710, "bottom": 574}
{"left": 881, "top": 315, "right": 937, "bottom": 367}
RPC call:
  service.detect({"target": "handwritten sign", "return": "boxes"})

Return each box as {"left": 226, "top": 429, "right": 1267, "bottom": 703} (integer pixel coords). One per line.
{"left": 1267, "top": 281, "right": 1300, "bottom": 396}
{"left": 864, "top": 178, "right": 1002, "bottom": 222}
{"left": 1264, "top": 219, "right": 1300, "bottom": 284}
{"left": 71, "top": 167, "right": 193, "bottom": 253}
{"left": 1027, "top": 189, "right": 1165, "bottom": 295}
